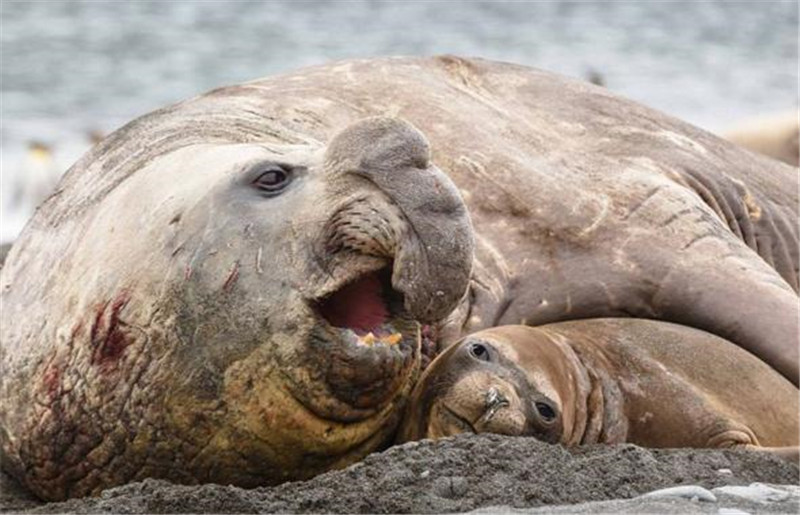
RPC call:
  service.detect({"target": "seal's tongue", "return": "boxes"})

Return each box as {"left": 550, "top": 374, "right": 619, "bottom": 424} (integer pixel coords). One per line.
{"left": 319, "top": 271, "right": 389, "bottom": 335}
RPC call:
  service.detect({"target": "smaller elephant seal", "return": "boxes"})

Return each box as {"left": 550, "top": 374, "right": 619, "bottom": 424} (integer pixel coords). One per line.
{"left": 397, "top": 320, "right": 799, "bottom": 462}
{"left": 721, "top": 111, "right": 799, "bottom": 166}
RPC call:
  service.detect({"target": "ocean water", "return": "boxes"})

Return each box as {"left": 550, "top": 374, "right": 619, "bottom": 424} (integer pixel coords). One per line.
{"left": 1, "top": 0, "right": 798, "bottom": 242}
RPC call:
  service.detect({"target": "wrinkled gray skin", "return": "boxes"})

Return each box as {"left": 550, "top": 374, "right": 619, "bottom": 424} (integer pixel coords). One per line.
{"left": 1, "top": 56, "right": 798, "bottom": 500}
{"left": 0, "top": 117, "right": 473, "bottom": 501}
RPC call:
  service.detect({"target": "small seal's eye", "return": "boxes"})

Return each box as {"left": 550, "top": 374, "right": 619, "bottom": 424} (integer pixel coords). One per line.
{"left": 252, "top": 165, "right": 291, "bottom": 194}
{"left": 468, "top": 342, "right": 490, "bottom": 362}
{"left": 535, "top": 401, "right": 556, "bottom": 422}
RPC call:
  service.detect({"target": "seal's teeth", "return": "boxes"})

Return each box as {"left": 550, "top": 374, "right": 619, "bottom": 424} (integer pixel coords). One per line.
{"left": 355, "top": 331, "right": 401, "bottom": 347}
{"left": 382, "top": 332, "right": 402, "bottom": 345}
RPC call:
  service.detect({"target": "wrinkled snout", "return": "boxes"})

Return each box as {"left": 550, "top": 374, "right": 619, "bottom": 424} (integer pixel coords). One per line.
{"left": 324, "top": 117, "right": 474, "bottom": 323}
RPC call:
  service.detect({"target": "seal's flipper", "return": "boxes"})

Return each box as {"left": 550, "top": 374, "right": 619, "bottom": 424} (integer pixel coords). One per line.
{"left": 648, "top": 234, "right": 799, "bottom": 386}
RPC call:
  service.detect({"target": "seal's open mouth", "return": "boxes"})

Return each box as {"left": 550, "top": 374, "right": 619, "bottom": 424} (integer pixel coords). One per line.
{"left": 316, "top": 266, "right": 417, "bottom": 348}
{"left": 299, "top": 264, "right": 422, "bottom": 413}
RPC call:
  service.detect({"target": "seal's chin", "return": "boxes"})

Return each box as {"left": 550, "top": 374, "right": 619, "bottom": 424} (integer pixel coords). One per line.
{"left": 435, "top": 402, "right": 477, "bottom": 437}
{"left": 298, "top": 264, "right": 422, "bottom": 412}
{"left": 315, "top": 266, "right": 419, "bottom": 351}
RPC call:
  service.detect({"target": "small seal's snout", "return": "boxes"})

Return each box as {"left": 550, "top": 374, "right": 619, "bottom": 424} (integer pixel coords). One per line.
{"left": 478, "top": 386, "right": 510, "bottom": 425}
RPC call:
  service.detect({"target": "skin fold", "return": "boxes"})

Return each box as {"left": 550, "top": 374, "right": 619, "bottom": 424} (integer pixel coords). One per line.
{"left": 1, "top": 56, "right": 796, "bottom": 500}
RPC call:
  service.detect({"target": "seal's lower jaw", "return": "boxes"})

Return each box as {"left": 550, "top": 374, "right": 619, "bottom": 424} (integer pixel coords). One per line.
{"left": 308, "top": 265, "right": 420, "bottom": 411}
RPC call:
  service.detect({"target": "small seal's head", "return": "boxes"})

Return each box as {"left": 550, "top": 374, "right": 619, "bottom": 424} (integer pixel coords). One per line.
{"left": 397, "top": 332, "right": 563, "bottom": 443}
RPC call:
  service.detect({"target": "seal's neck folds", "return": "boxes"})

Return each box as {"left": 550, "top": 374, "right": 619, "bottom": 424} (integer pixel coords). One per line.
{"left": 551, "top": 337, "right": 629, "bottom": 446}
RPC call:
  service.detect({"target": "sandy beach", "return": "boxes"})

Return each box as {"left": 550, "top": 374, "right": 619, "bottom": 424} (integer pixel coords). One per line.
{"left": 3, "top": 434, "right": 797, "bottom": 513}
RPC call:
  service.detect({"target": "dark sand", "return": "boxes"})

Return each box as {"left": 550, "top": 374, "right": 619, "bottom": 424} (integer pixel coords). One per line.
{"left": 3, "top": 434, "right": 797, "bottom": 514}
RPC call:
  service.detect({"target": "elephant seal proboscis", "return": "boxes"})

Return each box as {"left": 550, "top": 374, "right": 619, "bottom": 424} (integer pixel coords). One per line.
{"left": 397, "top": 321, "right": 799, "bottom": 462}
{"left": 1, "top": 56, "right": 797, "bottom": 499}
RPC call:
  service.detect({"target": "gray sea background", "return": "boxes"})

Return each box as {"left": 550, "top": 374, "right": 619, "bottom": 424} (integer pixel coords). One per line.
{"left": 1, "top": 0, "right": 798, "bottom": 242}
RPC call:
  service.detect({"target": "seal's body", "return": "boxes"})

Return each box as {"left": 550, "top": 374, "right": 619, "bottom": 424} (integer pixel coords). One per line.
{"left": 398, "top": 321, "right": 799, "bottom": 457}
{"left": 1, "top": 56, "right": 797, "bottom": 499}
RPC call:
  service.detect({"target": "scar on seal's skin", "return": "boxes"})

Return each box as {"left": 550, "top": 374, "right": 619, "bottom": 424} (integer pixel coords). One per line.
{"left": 223, "top": 261, "right": 240, "bottom": 291}
{"left": 70, "top": 320, "right": 83, "bottom": 339}
{"left": 89, "top": 293, "right": 132, "bottom": 370}
{"left": 42, "top": 362, "right": 63, "bottom": 401}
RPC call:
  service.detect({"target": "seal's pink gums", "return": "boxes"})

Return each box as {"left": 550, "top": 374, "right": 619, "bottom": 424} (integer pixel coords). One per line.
{"left": 318, "top": 271, "right": 389, "bottom": 335}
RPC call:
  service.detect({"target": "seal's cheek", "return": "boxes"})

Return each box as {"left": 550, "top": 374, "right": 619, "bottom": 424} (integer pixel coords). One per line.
{"left": 189, "top": 339, "right": 411, "bottom": 485}
{"left": 475, "top": 401, "right": 528, "bottom": 436}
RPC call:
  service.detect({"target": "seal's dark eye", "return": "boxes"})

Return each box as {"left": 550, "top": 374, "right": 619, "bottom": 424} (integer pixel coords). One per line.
{"left": 535, "top": 401, "right": 556, "bottom": 422}
{"left": 468, "top": 342, "right": 490, "bottom": 362}
{"left": 252, "top": 165, "right": 291, "bottom": 194}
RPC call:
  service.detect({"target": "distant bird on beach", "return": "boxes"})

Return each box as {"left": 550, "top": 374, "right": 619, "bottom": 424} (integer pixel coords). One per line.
{"left": 88, "top": 129, "right": 105, "bottom": 146}
{"left": 585, "top": 68, "right": 606, "bottom": 87}
{"left": 9, "top": 141, "right": 60, "bottom": 213}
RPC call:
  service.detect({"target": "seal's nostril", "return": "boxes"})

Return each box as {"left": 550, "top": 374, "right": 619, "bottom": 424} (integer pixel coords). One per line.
{"left": 477, "top": 387, "right": 511, "bottom": 426}
{"left": 484, "top": 387, "right": 504, "bottom": 407}
{"left": 485, "top": 388, "right": 496, "bottom": 407}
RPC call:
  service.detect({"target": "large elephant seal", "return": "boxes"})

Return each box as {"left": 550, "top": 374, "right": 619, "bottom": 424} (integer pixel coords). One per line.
{"left": 0, "top": 117, "right": 474, "bottom": 500}
{"left": 1, "top": 56, "right": 797, "bottom": 499}
{"left": 397, "top": 321, "right": 799, "bottom": 461}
